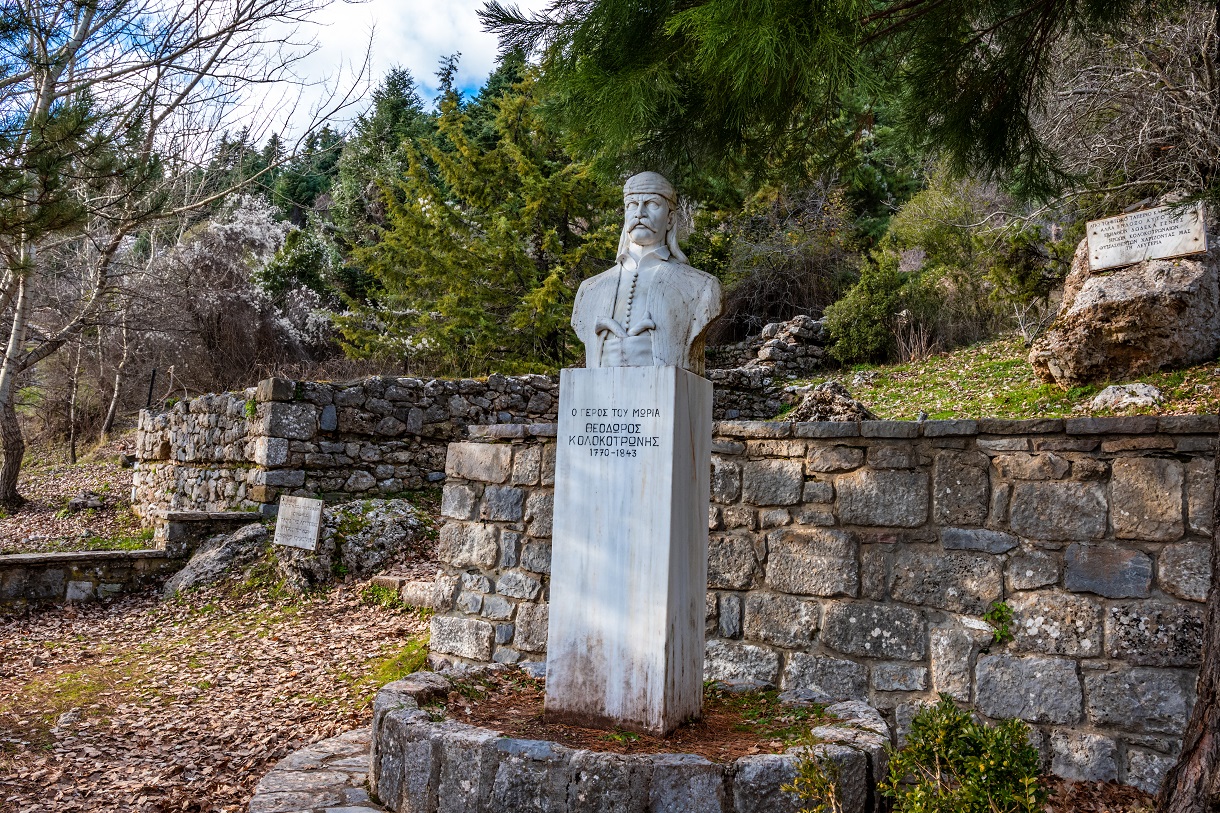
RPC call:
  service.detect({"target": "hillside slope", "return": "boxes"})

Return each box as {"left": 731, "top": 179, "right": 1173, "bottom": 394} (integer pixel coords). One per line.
{"left": 801, "top": 334, "right": 1220, "bottom": 420}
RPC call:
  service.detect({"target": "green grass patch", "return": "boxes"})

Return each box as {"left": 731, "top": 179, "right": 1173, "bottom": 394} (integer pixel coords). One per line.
{"left": 366, "top": 636, "right": 430, "bottom": 688}
{"left": 799, "top": 333, "right": 1220, "bottom": 419}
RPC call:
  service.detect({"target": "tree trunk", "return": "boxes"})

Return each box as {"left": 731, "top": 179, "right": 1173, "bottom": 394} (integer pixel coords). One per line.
{"left": 1157, "top": 420, "right": 1220, "bottom": 812}
{"left": 0, "top": 274, "right": 30, "bottom": 510}
{"left": 100, "top": 312, "right": 129, "bottom": 442}
{"left": 67, "top": 338, "right": 81, "bottom": 465}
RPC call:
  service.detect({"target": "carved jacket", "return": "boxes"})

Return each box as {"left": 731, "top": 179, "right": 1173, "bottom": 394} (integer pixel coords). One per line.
{"left": 571, "top": 246, "right": 722, "bottom": 375}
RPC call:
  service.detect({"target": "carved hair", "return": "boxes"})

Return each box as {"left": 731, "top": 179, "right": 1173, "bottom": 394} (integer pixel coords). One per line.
{"left": 615, "top": 196, "right": 689, "bottom": 264}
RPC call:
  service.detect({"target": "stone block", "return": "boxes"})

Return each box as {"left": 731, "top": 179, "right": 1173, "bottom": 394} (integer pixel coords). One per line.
{"left": 861, "top": 420, "right": 919, "bottom": 438}
{"left": 941, "top": 527, "right": 1018, "bottom": 554}
{"left": 430, "top": 616, "right": 495, "bottom": 661}
{"left": 704, "top": 639, "right": 780, "bottom": 686}
{"left": 1005, "top": 551, "right": 1060, "bottom": 592}
{"left": 480, "top": 485, "right": 525, "bottom": 522}
{"left": 711, "top": 457, "right": 742, "bottom": 503}
{"left": 890, "top": 549, "right": 1002, "bottom": 615}
{"left": 837, "top": 469, "right": 929, "bottom": 527}
{"left": 456, "top": 591, "right": 482, "bottom": 615}
{"left": 492, "top": 739, "right": 572, "bottom": 812}
{"left": 975, "top": 654, "right": 1082, "bottom": 724}
{"left": 717, "top": 420, "right": 791, "bottom": 438}
{"left": 513, "top": 603, "right": 549, "bottom": 653}
{"left": 929, "top": 628, "right": 981, "bottom": 701}
{"left": 731, "top": 754, "right": 800, "bottom": 813}
{"left": 922, "top": 420, "right": 978, "bottom": 437}
{"left": 648, "top": 754, "right": 727, "bottom": 813}
{"left": 765, "top": 528, "right": 858, "bottom": 597}
{"left": 259, "top": 402, "right": 317, "bottom": 441}
{"left": 991, "top": 453, "right": 1070, "bottom": 480}
{"left": 566, "top": 751, "right": 650, "bottom": 813}
{"left": 497, "top": 571, "right": 542, "bottom": 601}
{"left": 708, "top": 535, "right": 759, "bottom": 590}
{"left": 859, "top": 548, "right": 889, "bottom": 600}
{"left": 438, "top": 522, "right": 499, "bottom": 569}
{"left": 1188, "top": 458, "right": 1214, "bottom": 535}
{"left": 1008, "top": 481, "right": 1107, "bottom": 540}
{"left": 512, "top": 446, "right": 542, "bottom": 486}
{"left": 1126, "top": 749, "right": 1177, "bottom": 796}
{"left": 1159, "top": 543, "right": 1210, "bottom": 602}
{"left": 1065, "top": 543, "right": 1152, "bottom": 598}
{"left": 1009, "top": 590, "right": 1102, "bottom": 657}
{"left": 806, "top": 446, "right": 865, "bottom": 473}
{"left": 252, "top": 436, "right": 290, "bottom": 467}
{"left": 436, "top": 723, "right": 501, "bottom": 812}
{"left": 520, "top": 541, "right": 551, "bottom": 574}
{"left": 65, "top": 580, "right": 94, "bottom": 602}
{"left": 932, "top": 451, "right": 989, "bottom": 525}
{"left": 743, "top": 593, "right": 820, "bottom": 648}
{"left": 256, "top": 377, "right": 296, "bottom": 402}
{"left": 793, "top": 422, "right": 860, "bottom": 438}
{"left": 344, "top": 470, "right": 375, "bottom": 492}
{"left": 499, "top": 532, "right": 520, "bottom": 569}
{"left": 1049, "top": 730, "right": 1118, "bottom": 783}
{"left": 802, "top": 480, "right": 834, "bottom": 503}
{"left": 1106, "top": 600, "right": 1203, "bottom": 667}
{"left": 718, "top": 594, "right": 742, "bottom": 638}
{"left": 978, "top": 437, "right": 1031, "bottom": 451}
{"left": 524, "top": 491, "right": 553, "bottom": 537}
{"left": 741, "top": 459, "right": 805, "bottom": 506}
{"left": 441, "top": 484, "right": 477, "bottom": 519}
{"left": 869, "top": 445, "right": 918, "bottom": 468}
{"left": 871, "top": 663, "right": 928, "bottom": 692}
{"left": 1085, "top": 667, "right": 1196, "bottom": 734}
{"left": 446, "top": 442, "right": 512, "bottom": 484}
{"left": 978, "top": 418, "right": 1062, "bottom": 434}
{"left": 759, "top": 508, "right": 791, "bottom": 528}
{"left": 821, "top": 602, "right": 926, "bottom": 660}
{"left": 1111, "top": 458, "right": 1185, "bottom": 541}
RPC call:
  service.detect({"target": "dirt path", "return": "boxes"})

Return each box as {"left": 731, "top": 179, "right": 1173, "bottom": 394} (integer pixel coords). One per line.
{"left": 0, "top": 582, "right": 429, "bottom": 812}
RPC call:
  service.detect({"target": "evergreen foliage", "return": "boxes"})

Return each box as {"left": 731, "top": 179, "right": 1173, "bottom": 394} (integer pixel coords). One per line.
{"left": 880, "top": 695, "right": 1046, "bottom": 813}
{"left": 335, "top": 69, "right": 619, "bottom": 374}
{"left": 481, "top": 0, "right": 1167, "bottom": 196}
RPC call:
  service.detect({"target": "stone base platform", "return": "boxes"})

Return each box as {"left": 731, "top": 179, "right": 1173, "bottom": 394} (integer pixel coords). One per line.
{"left": 369, "top": 669, "right": 892, "bottom": 813}
{"left": 248, "top": 728, "right": 388, "bottom": 813}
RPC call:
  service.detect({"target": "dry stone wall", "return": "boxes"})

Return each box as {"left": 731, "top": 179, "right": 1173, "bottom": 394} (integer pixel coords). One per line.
{"left": 134, "top": 373, "right": 806, "bottom": 518}
{"left": 428, "top": 415, "right": 1217, "bottom": 793}
{"left": 132, "top": 375, "right": 561, "bottom": 518}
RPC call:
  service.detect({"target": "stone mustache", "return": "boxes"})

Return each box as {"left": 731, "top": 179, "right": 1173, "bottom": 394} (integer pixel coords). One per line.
{"left": 571, "top": 172, "right": 722, "bottom": 374}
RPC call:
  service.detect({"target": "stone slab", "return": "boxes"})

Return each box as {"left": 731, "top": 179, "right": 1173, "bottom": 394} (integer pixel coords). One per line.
{"left": 272, "top": 495, "right": 323, "bottom": 551}
{"left": 1086, "top": 203, "right": 1207, "bottom": 271}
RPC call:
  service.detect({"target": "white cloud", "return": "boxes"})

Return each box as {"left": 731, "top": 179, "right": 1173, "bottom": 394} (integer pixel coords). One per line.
{"left": 245, "top": 0, "right": 549, "bottom": 141}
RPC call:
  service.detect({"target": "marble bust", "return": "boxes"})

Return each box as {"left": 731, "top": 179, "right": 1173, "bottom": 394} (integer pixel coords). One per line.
{"left": 572, "top": 172, "right": 722, "bottom": 375}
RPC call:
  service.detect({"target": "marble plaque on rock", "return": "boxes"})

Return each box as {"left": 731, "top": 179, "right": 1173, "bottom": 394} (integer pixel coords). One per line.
{"left": 546, "top": 366, "right": 712, "bottom": 735}
{"left": 273, "top": 495, "right": 324, "bottom": 551}
{"left": 1087, "top": 203, "right": 1207, "bottom": 271}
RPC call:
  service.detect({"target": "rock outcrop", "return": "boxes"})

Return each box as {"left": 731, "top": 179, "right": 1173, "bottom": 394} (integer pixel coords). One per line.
{"left": 275, "top": 498, "right": 429, "bottom": 591}
{"left": 785, "top": 381, "right": 877, "bottom": 422}
{"left": 163, "top": 522, "right": 267, "bottom": 595}
{"left": 1030, "top": 236, "right": 1220, "bottom": 386}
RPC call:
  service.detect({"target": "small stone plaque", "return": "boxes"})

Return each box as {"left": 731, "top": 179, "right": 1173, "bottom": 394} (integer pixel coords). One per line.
{"left": 273, "top": 495, "right": 324, "bottom": 551}
{"left": 1087, "top": 203, "right": 1207, "bottom": 271}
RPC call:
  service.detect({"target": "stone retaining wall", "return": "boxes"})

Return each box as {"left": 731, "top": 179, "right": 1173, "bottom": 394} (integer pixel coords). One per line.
{"left": 132, "top": 374, "right": 561, "bottom": 518}
{"left": 369, "top": 669, "right": 890, "bottom": 813}
{"left": 134, "top": 374, "right": 798, "bottom": 520}
{"left": 427, "top": 416, "right": 1218, "bottom": 793}
{"left": 0, "top": 550, "right": 184, "bottom": 611}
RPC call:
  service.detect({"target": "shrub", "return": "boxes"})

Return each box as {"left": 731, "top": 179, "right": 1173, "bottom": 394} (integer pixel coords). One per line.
{"left": 822, "top": 255, "right": 904, "bottom": 363}
{"left": 881, "top": 695, "right": 1046, "bottom": 813}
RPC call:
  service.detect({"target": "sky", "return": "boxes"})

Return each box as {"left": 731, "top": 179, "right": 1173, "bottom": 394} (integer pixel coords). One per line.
{"left": 265, "top": 0, "right": 550, "bottom": 139}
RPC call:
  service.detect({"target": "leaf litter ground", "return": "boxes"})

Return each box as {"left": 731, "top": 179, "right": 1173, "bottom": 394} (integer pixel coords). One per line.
{"left": 0, "top": 582, "right": 430, "bottom": 812}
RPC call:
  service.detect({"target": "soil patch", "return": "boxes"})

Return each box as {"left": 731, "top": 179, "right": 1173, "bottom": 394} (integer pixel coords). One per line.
{"left": 438, "top": 670, "right": 834, "bottom": 763}
{"left": 1044, "top": 777, "right": 1154, "bottom": 813}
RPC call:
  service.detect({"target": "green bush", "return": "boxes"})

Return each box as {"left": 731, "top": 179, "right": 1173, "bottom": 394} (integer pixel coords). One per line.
{"left": 822, "top": 256, "right": 903, "bottom": 363}
{"left": 881, "top": 695, "right": 1046, "bottom": 813}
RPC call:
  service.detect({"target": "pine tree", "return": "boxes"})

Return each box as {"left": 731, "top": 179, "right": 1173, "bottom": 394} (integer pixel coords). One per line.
{"left": 336, "top": 68, "right": 619, "bottom": 375}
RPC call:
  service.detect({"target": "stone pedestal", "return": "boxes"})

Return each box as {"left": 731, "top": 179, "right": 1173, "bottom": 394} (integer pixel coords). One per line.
{"left": 545, "top": 366, "right": 712, "bottom": 735}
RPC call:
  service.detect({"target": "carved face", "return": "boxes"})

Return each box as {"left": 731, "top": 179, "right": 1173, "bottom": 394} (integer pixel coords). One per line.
{"left": 624, "top": 193, "right": 672, "bottom": 249}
